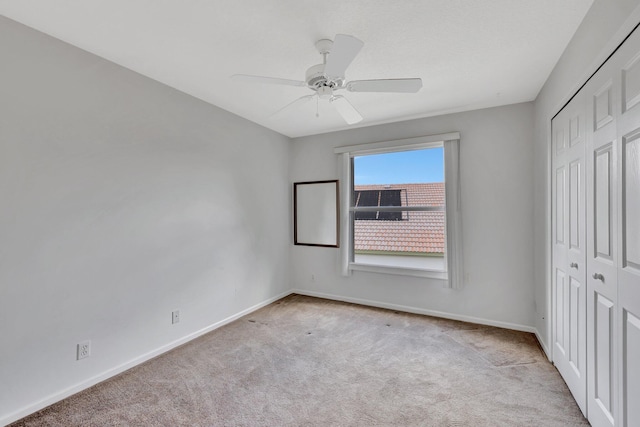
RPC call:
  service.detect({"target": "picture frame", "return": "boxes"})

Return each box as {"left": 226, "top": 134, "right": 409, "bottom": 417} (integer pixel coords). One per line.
{"left": 293, "top": 180, "right": 340, "bottom": 248}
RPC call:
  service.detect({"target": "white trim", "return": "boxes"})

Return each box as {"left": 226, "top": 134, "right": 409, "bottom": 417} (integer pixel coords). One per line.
{"left": 334, "top": 132, "right": 460, "bottom": 155}
{"left": 291, "top": 289, "right": 536, "bottom": 333}
{"left": 1, "top": 290, "right": 293, "bottom": 427}
{"left": 545, "top": 131, "right": 554, "bottom": 362}
{"left": 4, "top": 288, "right": 543, "bottom": 425}
{"left": 349, "top": 262, "right": 447, "bottom": 280}
{"left": 337, "top": 134, "right": 462, "bottom": 283}
{"left": 534, "top": 328, "right": 552, "bottom": 361}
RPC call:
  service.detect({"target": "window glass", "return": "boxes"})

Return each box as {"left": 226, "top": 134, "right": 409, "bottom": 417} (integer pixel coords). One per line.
{"left": 352, "top": 147, "right": 446, "bottom": 271}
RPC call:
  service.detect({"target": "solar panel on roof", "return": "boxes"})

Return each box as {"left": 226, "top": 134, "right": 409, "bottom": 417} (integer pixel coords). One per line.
{"left": 354, "top": 190, "right": 378, "bottom": 220}
{"left": 379, "top": 189, "right": 401, "bottom": 206}
{"left": 354, "top": 189, "right": 403, "bottom": 221}
{"left": 355, "top": 190, "right": 379, "bottom": 206}
{"left": 378, "top": 190, "right": 402, "bottom": 220}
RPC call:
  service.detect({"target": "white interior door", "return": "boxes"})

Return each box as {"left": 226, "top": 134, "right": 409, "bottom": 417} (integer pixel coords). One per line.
{"left": 616, "top": 30, "right": 640, "bottom": 427}
{"left": 585, "top": 59, "right": 619, "bottom": 427}
{"left": 552, "top": 92, "right": 587, "bottom": 414}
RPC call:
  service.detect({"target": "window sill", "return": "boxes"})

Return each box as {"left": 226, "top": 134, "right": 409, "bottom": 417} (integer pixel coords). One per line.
{"left": 349, "top": 263, "right": 447, "bottom": 280}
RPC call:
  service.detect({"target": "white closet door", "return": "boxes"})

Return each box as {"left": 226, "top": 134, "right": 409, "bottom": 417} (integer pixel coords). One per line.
{"left": 553, "top": 23, "right": 640, "bottom": 427}
{"left": 616, "top": 29, "right": 640, "bottom": 427}
{"left": 585, "top": 58, "right": 619, "bottom": 427}
{"left": 552, "top": 92, "right": 587, "bottom": 414}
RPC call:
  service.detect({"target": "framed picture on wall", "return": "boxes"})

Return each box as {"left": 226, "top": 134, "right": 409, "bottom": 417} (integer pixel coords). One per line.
{"left": 293, "top": 180, "right": 339, "bottom": 248}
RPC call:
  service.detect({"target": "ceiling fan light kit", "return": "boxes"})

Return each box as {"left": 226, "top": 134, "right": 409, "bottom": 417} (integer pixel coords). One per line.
{"left": 232, "top": 34, "right": 422, "bottom": 124}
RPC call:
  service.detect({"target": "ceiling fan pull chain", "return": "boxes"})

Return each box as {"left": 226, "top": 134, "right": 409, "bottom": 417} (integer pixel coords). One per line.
{"left": 316, "top": 96, "right": 320, "bottom": 118}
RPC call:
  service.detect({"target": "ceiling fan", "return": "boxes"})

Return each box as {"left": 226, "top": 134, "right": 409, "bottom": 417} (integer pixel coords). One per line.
{"left": 232, "top": 34, "right": 423, "bottom": 124}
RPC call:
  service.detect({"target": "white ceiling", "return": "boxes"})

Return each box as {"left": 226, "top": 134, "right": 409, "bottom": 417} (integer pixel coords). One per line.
{"left": 0, "top": 0, "right": 593, "bottom": 138}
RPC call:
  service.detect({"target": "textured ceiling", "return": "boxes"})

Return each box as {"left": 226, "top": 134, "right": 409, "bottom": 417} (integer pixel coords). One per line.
{"left": 0, "top": 0, "right": 593, "bottom": 138}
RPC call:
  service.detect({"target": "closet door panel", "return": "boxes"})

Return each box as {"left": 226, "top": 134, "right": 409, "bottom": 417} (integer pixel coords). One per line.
{"left": 619, "top": 129, "right": 640, "bottom": 427}
{"left": 595, "top": 83, "right": 614, "bottom": 130}
{"left": 595, "top": 294, "right": 614, "bottom": 419}
{"left": 591, "top": 144, "right": 617, "bottom": 418}
{"left": 595, "top": 146, "right": 613, "bottom": 259}
{"left": 556, "top": 167, "right": 566, "bottom": 244}
{"left": 622, "top": 52, "right": 640, "bottom": 113}
{"left": 615, "top": 28, "right": 640, "bottom": 426}
{"left": 570, "top": 160, "right": 582, "bottom": 250}
{"left": 622, "top": 311, "right": 640, "bottom": 426}
{"left": 556, "top": 268, "right": 567, "bottom": 353}
{"left": 622, "top": 133, "right": 640, "bottom": 269}
{"left": 585, "top": 64, "right": 619, "bottom": 427}
{"left": 622, "top": 311, "right": 640, "bottom": 427}
{"left": 570, "top": 276, "right": 583, "bottom": 373}
{"left": 552, "top": 94, "right": 587, "bottom": 414}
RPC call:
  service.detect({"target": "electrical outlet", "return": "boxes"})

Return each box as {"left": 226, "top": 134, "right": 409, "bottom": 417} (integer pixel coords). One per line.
{"left": 172, "top": 310, "right": 180, "bottom": 324}
{"left": 77, "top": 340, "right": 91, "bottom": 360}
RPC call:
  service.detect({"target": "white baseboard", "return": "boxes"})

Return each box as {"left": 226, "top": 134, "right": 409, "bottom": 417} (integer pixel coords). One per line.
{"left": 291, "top": 289, "right": 537, "bottom": 334}
{"left": 3, "top": 289, "right": 543, "bottom": 426}
{"left": 1, "top": 290, "right": 292, "bottom": 427}
{"left": 534, "top": 329, "right": 552, "bottom": 361}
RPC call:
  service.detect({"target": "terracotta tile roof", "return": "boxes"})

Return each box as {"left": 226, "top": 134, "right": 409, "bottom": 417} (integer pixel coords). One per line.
{"left": 354, "top": 183, "right": 445, "bottom": 254}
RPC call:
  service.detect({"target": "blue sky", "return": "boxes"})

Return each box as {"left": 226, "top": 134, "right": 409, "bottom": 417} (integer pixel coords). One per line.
{"left": 354, "top": 147, "right": 444, "bottom": 185}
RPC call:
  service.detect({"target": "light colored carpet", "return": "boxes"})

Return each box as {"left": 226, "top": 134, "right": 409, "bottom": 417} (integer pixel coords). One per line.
{"left": 11, "top": 294, "right": 589, "bottom": 426}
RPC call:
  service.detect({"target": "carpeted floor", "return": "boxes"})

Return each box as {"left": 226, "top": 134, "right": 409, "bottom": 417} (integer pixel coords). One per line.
{"left": 11, "top": 294, "right": 589, "bottom": 426}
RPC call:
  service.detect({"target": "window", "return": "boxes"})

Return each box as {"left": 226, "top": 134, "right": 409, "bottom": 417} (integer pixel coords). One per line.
{"left": 335, "top": 133, "right": 463, "bottom": 288}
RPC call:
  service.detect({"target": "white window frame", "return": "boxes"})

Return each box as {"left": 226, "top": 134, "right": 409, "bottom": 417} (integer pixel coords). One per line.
{"left": 334, "top": 133, "right": 463, "bottom": 288}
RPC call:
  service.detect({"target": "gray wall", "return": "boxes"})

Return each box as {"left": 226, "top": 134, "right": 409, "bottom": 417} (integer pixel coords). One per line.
{"left": 290, "top": 102, "right": 535, "bottom": 331}
{"left": 0, "top": 17, "right": 291, "bottom": 424}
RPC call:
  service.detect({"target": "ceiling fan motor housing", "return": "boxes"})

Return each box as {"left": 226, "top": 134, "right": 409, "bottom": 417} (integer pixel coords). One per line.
{"left": 306, "top": 64, "right": 344, "bottom": 90}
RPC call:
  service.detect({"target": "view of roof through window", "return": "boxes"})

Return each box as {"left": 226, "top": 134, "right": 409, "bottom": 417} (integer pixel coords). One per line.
{"left": 353, "top": 147, "right": 445, "bottom": 271}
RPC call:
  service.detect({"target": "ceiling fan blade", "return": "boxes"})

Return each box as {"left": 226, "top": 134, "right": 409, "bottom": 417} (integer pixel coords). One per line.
{"left": 330, "top": 96, "right": 363, "bottom": 124}
{"left": 324, "top": 34, "right": 364, "bottom": 79}
{"left": 270, "top": 94, "right": 316, "bottom": 118}
{"left": 231, "top": 74, "right": 307, "bottom": 87}
{"left": 346, "top": 78, "right": 423, "bottom": 93}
